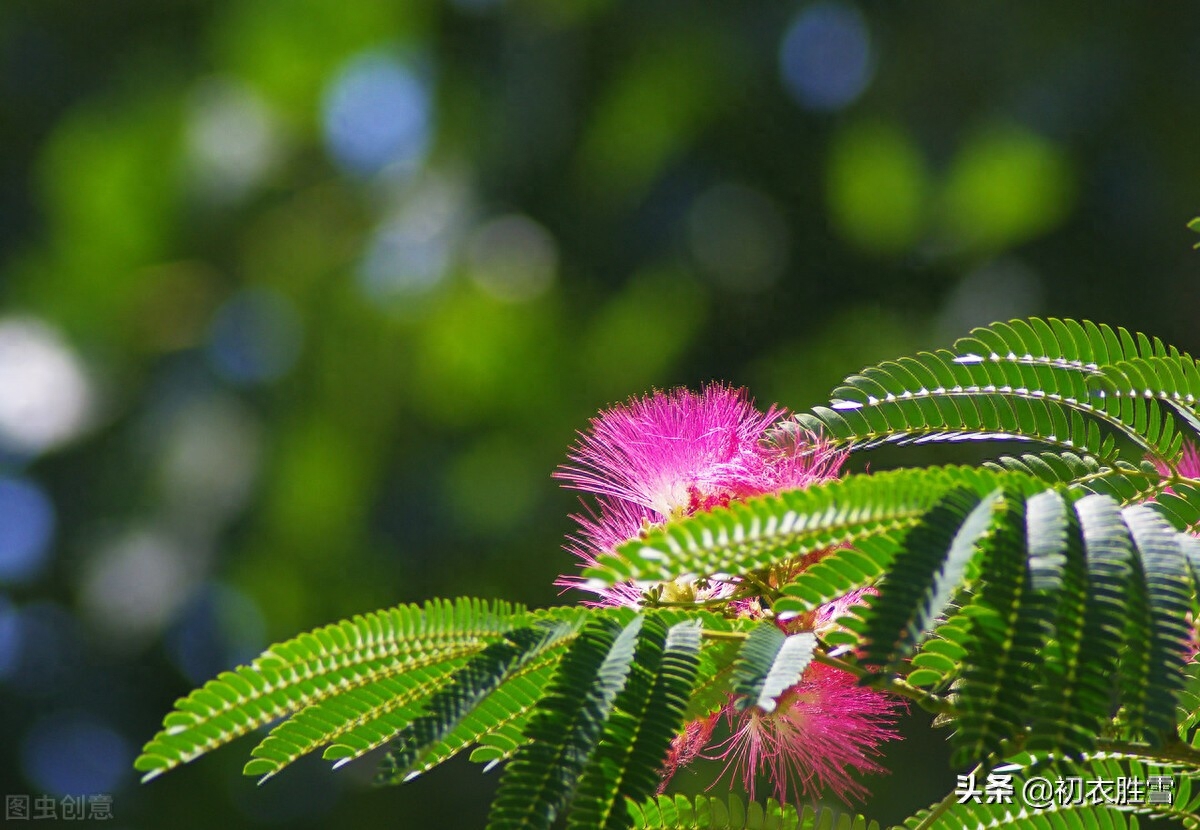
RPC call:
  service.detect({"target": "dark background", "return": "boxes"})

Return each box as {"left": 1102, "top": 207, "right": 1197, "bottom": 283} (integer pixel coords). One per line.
{"left": 0, "top": 1, "right": 1197, "bottom": 827}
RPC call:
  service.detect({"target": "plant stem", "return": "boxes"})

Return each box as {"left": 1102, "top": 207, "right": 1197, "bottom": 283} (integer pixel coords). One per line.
{"left": 648, "top": 597, "right": 739, "bottom": 610}
{"left": 909, "top": 762, "right": 983, "bottom": 830}
{"left": 699, "top": 629, "right": 749, "bottom": 642}
{"left": 1094, "top": 738, "right": 1200, "bottom": 766}
{"left": 813, "top": 653, "right": 956, "bottom": 716}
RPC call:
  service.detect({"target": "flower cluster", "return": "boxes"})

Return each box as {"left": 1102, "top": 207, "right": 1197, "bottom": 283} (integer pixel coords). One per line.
{"left": 555, "top": 384, "right": 843, "bottom": 604}
{"left": 555, "top": 384, "right": 902, "bottom": 805}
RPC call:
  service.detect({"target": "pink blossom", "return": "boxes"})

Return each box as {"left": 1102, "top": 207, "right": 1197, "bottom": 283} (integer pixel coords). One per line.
{"left": 555, "top": 384, "right": 899, "bottom": 802}
{"left": 1151, "top": 440, "right": 1200, "bottom": 486}
{"left": 709, "top": 662, "right": 903, "bottom": 805}
{"left": 555, "top": 384, "right": 845, "bottom": 604}
{"left": 556, "top": 384, "right": 782, "bottom": 521}
{"left": 658, "top": 715, "right": 717, "bottom": 792}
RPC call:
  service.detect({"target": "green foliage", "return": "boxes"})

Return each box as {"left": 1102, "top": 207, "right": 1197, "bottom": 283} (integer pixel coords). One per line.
{"left": 583, "top": 465, "right": 1017, "bottom": 587}
{"left": 377, "top": 620, "right": 581, "bottom": 784}
{"left": 730, "top": 622, "right": 816, "bottom": 713}
{"left": 136, "top": 597, "right": 552, "bottom": 782}
{"left": 904, "top": 753, "right": 1200, "bottom": 830}
{"left": 627, "top": 794, "right": 877, "bottom": 830}
{"left": 568, "top": 618, "right": 702, "bottom": 830}
{"left": 777, "top": 318, "right": 1195, "bottom": 463}
{"left": 488, "top": 613, "right": 645, "bottom": 829}
{"left": 139, "top": 318, "right": 1200, "bottom": 829}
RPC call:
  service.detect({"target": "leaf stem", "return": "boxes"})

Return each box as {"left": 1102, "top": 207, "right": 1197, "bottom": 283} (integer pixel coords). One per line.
{"left": 909, "top": 762, "right": 983, "bottom": 830}
{"left": 647, "top": 597, "right": 738, "bottom": 610}
{"left": 699, "top": 629, "right": 749, "bottom": 642}
{"left": 1094, "top": 738, "right": 1200, "bottom": 766}
{"left": 813, "top": 653, "right": 956, "bottom": 716}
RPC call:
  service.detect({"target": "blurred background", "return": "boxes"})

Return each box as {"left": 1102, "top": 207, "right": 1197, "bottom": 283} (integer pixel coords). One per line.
{"left": 0, "top": 1, "right": 1197, "bottom": 827}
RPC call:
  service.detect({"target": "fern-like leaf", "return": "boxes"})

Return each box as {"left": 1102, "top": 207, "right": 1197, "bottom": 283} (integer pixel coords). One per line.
{"left": 984, "top": 452, "right": 1169, "bottom": 505}
{"left": 952, "top": 492, "right": 1041, "bottom": 766}
{"left": 585, "top": 466, "right": 1020, "bottom": 589}
{"left": 778, "top": 317, "right": 1199, "bottom": 465}
{"left": 730, "top": 622, "right": 816, "bottom": 713}
{"left": 857, "top": 487, "right": 1002, "bottom": 668}
{"left": 1074, "top": 495, "right": 1137, "bottom": 746}
{"left": 774, "top": 535, "right": 897, "bottom": 616}
{"left": 377, "top": 619, "right": 580, "bottom": 784}
{"left": 1121, "top": 505, "right": 1196, "bottom": 740}
{"left": 487, "top": 612, "right": 642, "bottom": 830}
{"left": 1025, "top": 490, "right": 1092, "bottom": 756}
{"left": 568, "top": 617, "right": 702, "bottom": 830}
{"left": 135, "top": 597, "right": 530, "bottom": 782}
{"left": 627, "top": 794, "right": 878, "bottom": 830}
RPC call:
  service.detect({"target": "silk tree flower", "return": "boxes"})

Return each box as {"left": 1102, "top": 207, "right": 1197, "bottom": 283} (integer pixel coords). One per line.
{"left": 658, "top": 587, "right": 901, "bottom": 804}
{"left": 555, "top": 384, "right": 845, "bottom": 605}
{"left": 556, "top": 384, "right": 784, "bottom": 521}
{"left": 555, "top": 384, "right": 899, "bottom": 804}
{"left": 1180, "top": 441, "right": 1200, "bottom": 478}
{"left": 1151, "top": 439, "right": 1200, "bottom": 483}
{"left": 708, "top": 662, "right": 903, "bottom": 805}
{"left": 1152, "top": 442, "right": 1200, "bottom": 661}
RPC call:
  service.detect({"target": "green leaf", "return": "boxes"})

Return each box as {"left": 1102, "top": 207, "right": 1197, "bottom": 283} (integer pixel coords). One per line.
{"left": 377, "top": 619, "right": 581, "bottom": 784}
{"left": 135, "top": 597, "right": 532, "bottom": 782}
{"left": 487, "top": 612, "right": 642, "bottom": 830}
{"left": 781, "top": 317, "right": 1198, "bottom": 464}
{"left": 1058, "top": 494, "right": 1135, "bottom": 751}
{"left": 1025, "top": 490, "right": 1092, "bottom": 755}
{"left": 585, "top": 466, "right": 1020, "bottom": 589}
{"left": 859, "top": 487, "right": 1002, "bottom": 667}
{"left": 1121, "top": 505, "right": 1196, "bottom": 740}
{"left": 568, "top": 616, "right": 702, "bottom": 830}
{"left": 985, "top": 452, "right": 1168, "bottom": 505}
{"left": 775, "top": 535, "right": 897, "bottom": 615}
{"left": 952, "top": 492, "right": 1041, "bottom": 766}
{"left": 730, "top": 622, "right": 816, "bottom": 713}
{"left": 627, "top": 794, "right": 878, "bottom": 830}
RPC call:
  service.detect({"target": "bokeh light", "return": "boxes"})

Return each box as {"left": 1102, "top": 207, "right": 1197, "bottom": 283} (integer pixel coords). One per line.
{"left": 185, "top": 76, "right": 283, "bottom": 204}
{"left": 79, "top": 528, "right": 198, "bottom": 646}
{"left": 0, "top": 318, "right": 93, "bottom": 456}
{"left": 0, "top": 478, "right": 56, "bottom": 585}
{"left": 940, "top": 124, "right": 1074, "bottom": 252}
{"left": 467, "top": 214, "right": 559, "bottom": 303}
{"left": 0, "top": 595, "right": 19, "bottom": 679}
{"left": 779, "top": 2, "right": 874, "bottom": 111}
{"left": 21, "top": 713, "right": 132, "bottom": 796}
{"left": 826, "top": 121, "right": 928, "bottom": 254}
{"left": 687, "top": 183, "right": 789, "bottom": 292}
{"left": 206, "top": 287, "right": 303, "bottom": 385}
{"left": 359, "top": 172, "right": 468, "bottom": 303}
{"left": 322, "top": 51, "right": 433, "bottom": 177}
{"left": 157, "top": 394, "right": 262, "bottom": 528}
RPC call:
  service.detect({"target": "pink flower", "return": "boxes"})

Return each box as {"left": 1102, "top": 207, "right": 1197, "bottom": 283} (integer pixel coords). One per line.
{"left": 658, "top": 715, "right": 717, "bottom": 792}
{"left": 555, "top": 384, "right": 845, "bottom": 604}
{"left": 556, "top": 384, "right": 782, "bottom": 521}
{"left": 1151, "top": 440, "right": 1200, "bottom": 487}
{"left": 555, "top": 384, "right": 898, "bottom": 802}
{"left": 710, "top": 662, "right": 903, "bottom": 805}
